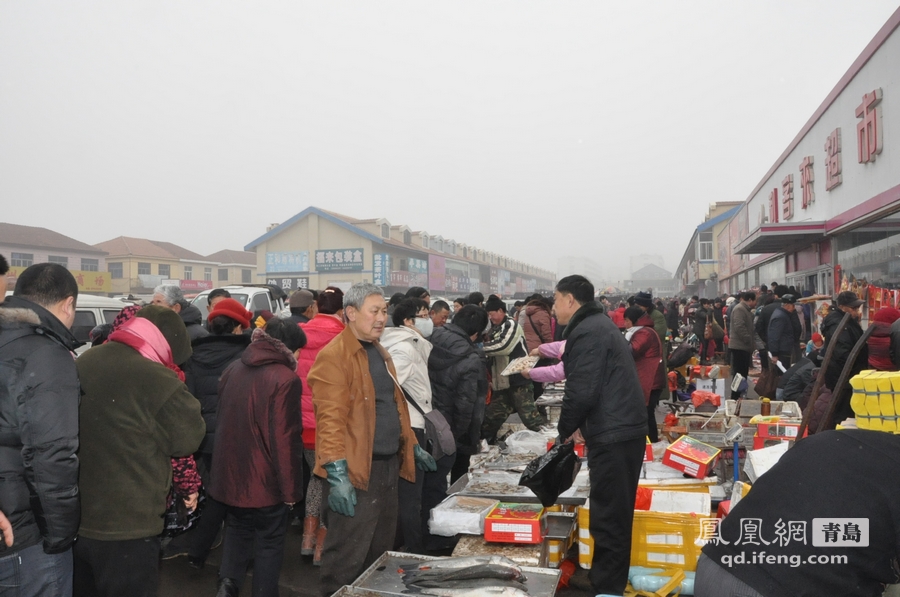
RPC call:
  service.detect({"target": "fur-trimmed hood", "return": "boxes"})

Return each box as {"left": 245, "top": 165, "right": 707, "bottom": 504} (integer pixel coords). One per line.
{"left": 0, "top": 296, "right": 81, "bottom": 352}
{"left": 242, "top": 327, "right": 298, "bottom": 370}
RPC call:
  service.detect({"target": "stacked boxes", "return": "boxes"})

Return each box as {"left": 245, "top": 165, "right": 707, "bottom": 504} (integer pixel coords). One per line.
{"left": 851, "top": 370, "right": 900, "bottom": 432}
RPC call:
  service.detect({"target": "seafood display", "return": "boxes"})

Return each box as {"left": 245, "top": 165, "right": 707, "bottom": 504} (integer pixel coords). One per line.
{"left": 462, "top": 481, "right": 530, "bottom": 496}
{"left": 400, "top": 557, "right": 528, "bottom": 595}
{"left": 501, "top": 356, "right": 539, "bottom": 376}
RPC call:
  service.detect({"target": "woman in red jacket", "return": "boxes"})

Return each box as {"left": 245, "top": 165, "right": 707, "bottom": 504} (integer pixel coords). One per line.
{"left": 624, "top": 306, "right": 664, "bottom": 441}
{"left": 296, "top": 287, "right": 345, "bottom": 564}
{"left": 210, "top": 318, "right": 306, "bottom": 597}
{"left": 868, "top": 307, "right": 900, "bottom": 370}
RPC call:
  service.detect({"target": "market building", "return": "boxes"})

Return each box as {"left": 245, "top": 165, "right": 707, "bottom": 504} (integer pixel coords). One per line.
{"left": 0, "top": 222, "right": 111, "bottom": 294}
{"left": 244, "top": 206, "right": 557, "bottom": 297}
{"left": 716, "top": 8, "right": 900, "bottom": 305}
{"left": 674, "top": 203, "right": 741, "bottom": 298}
{"left": 623, "top": 263, "right": 677, "bottom": 296}
{"left": 96, "top": 236, "right": 258, "bottom": 296}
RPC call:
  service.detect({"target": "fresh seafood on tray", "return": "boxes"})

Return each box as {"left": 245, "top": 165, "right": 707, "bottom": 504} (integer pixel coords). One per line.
{"left": 399, "top": 556, "right": 530, "bottom": 596}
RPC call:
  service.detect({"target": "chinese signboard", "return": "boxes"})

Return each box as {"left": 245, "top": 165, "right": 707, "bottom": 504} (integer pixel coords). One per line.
{"left": 408, "top": 258, "right": 428, "bottom": 274}
{"left": 315, "top": 248, "right": 364, "bottom": 272}
{"left": 428, "top": 255, "right": 446, "bottom": 292}
{"left": 373, "top": 254, "right": 391, "bottom": 287}
{"left": 7, "top": 267, "right": 111, "bottom": 293}
{"left": 856, "top": 89, "right": 883, "bottom": 164}
{"left": 266, "top": 277, "right": 309, "bottom": 291}
{"left": 782, "top": 174, "right": 794, "bottom": 220}
{"left": 799, "top": 156, "right": 815, "bottom": 209}
{"left": 179, "top": 280, "right": 213, "bottom": 291}
{"left": 824, "top": 128, "right": 842, "bottom": 190}
{"left": 266, "top": 251, "right": 309, "bottom": 273}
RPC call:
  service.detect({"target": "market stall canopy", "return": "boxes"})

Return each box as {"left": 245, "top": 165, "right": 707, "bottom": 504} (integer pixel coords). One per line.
{"left": 734, "top": 221, "right": 826, "bottom": 255}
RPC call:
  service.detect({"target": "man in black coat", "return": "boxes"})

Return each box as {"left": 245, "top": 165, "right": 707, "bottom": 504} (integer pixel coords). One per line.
{"left": 821, "top": 291, "right": 867, "bottom": 427}
{"left": 554, "top": 275, "right": 647, "bottom": 596}
{"left": 0, "top": 264, "right": 81, "bottom": 595}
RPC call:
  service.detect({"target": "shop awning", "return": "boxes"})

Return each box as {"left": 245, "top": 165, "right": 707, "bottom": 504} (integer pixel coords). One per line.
{"left": 733, "top": 222, "right": 826, "bottom": 254}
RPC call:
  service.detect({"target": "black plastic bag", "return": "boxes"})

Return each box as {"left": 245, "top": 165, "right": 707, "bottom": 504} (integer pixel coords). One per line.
{"left": 518, "top": 442, "right": 583, "bottom": 507}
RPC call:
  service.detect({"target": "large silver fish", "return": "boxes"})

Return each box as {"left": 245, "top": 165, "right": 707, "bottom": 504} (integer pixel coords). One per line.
{"left": 403, "top": 563, "right": 526, "bottom": 585}
{"left": 408, "top": 555, "right": 519, "bottom": 570}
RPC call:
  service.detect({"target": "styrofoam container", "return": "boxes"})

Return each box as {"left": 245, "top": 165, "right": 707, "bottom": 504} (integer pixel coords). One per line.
{"left": 428, "top": 495, "right": 499, "bottom": 536}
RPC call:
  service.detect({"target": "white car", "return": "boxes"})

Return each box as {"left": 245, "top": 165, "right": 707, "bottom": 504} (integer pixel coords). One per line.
{"left": 189, "top": 285, "right": 288, "bottom": 322}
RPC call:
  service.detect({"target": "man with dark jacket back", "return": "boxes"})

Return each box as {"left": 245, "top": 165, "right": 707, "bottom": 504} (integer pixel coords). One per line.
{"left": 424, "top": 305, "right": 489, "bottom": 549}
{"left": 0, "top": 264, "right": 81, "bottom": 596}
{"left": 554, "top": 275, "right": 647, "bottom": 596}
{"left": 767, "top": 294, "right": 798, "bottom": 371}
{"left": 821, "top": 291, "right": 868, "bottom": 427}
{"left": 755, "top": 284, "right": 788, "bottom": 369}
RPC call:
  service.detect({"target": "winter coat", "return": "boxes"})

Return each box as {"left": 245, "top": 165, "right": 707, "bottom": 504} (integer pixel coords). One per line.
{"left": 287, "top": 313, "right": 311, "bottom": 325}
{"left": 518, "top": 304, "right": 552, "bottom": 353}
{"left": 779, "top": 358, "right": 816, "bottom": 405}
{"left": 297, "top": 314, "right": 345, "bottom": 449}
{"left": 728, "top": 302, "right": 755, "bottom": 352}
{"left": 309, "top": 326, "right": 418, "bottom": 490}
{"left": 0, "top": 297, "right": 81, "bottom": 555}
{"left": 428, "top": 323, "right": 489, "bottom": 455}
{"left": 180, "top": 304, "right": 209, "bottom": 342}
{"left": 890, "top": 318, "right": 900, "bottom": 370}
{"left": 692, "top": 307, "right": 708, "bottom": 339}
{"left": 610, "top": 307, "right": 627, "bottom": 330}
{"left": 76, "top": 337, "right": 205, "bottom": 540}
{"left": 626, "top": 314, "right": 663, "bottom": 404}
{"left": 558, "top": 303, "right": 647, "bottom": 446}
{"left": 210, "top": 329, "right": 304, "bottom": 508}
{"left": 755, "top": 299, "right": 782, "bottom": 345}
{"left": 868, "top": 321, "right": 894, "bottom": 371}
{"left": 665, "top": 301, "right": 680, "bottom": 331}
{"left": 821, "top": 309, "right": 867, "bottom": 391}
{"left": 767, "top": 307, "right": 795, "bottom": 357}
{"left": 483, "top": 315, "right": 528, "bottom": 391}
{"left": 380, "top": 326, "right": 433, "bottom": 429}
{"left": 184, "top": 334, "right": 251, "bottom": 455}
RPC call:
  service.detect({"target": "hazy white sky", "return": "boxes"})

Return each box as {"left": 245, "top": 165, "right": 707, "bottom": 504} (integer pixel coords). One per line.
{"left": 2, "top": 1, "right": 898, "bottom": 282}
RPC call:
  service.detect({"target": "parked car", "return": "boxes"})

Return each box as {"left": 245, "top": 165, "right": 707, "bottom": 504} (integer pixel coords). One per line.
{"left": 189, "top": 285, "right": 288, "bottom": 322}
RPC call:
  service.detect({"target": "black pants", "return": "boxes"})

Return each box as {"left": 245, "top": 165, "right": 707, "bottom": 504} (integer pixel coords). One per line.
{"left": 647, "top": 388, "right": 661, "bottom": 443}
{"left": 730, "top": 349, "right": 751, "bottom": 399}
{"left": 397, "top": 428, "right": 426, "bottom": 553}
{"left": 188, "top": 452, "right": 228, "bottom": 563}
{"left": 449, "top": 452, "right": 470, "bottom": 485}
{"left": 320, "top": 456, "right": 399, "bottom": 596}
{"left": 74, "top": 536, "right": 161, "bottom": 597}
{"left": 219, "top": 503, "right": 291, "bottom": 597}
{"left": 422, "top": 452, "right": 456, "bottom": 551}
{"left": 758, "top": 347, "right": 769, "bottom": 371}
{"left": 587, "top": 436, "right": 645, "bottom": 596}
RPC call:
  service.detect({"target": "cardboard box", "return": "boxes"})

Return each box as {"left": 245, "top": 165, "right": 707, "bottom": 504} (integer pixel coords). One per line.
{"left": 662, "top": 436, "right": 721, "bottom": 479}
{"left": 752, "top": 436, "right": 794, "bottom": 450}
{"left": 484, "top": 503, "right": 545, "bottom": 544}
{"left": 756, "top": 422, "right": 805, "bottom": 440}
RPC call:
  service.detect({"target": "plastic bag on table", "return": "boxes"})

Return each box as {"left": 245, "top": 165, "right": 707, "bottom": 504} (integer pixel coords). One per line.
{"left": 691, "top": 390, "right": 721, "bottom": 409}
{"left": 518, "top": 441, "right": 582, "bottom": 507}
{"left": 505, "top": 430, "right": 548, "bottom": 455}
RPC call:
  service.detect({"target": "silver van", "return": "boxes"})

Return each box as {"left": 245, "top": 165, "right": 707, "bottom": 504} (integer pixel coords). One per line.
{"left": 189, "top": 285, "right": 287, "bottom": 322}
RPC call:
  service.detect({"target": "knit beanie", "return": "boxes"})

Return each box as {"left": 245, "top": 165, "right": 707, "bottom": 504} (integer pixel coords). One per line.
{"left": 208, "top": 297, "right": 252, "bottom": 329}
{"left": 135, "top": 305, "right": 192, "bottom": 365}
{"left": 634, "top": 291, "right": 653, "bottom": 309}
{"left": 484, "top": 296, "right": 506, "bottom": 313}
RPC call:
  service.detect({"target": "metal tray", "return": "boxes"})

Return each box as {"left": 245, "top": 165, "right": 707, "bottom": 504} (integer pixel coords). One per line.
{"left": 350, "top": 551, "right": 560, "bottom": 596}
{"left": 448, "top": 472, "right": 587, "bottom": 506}
{"left": 332, "top": 587, "right": 405, "bottom": 597}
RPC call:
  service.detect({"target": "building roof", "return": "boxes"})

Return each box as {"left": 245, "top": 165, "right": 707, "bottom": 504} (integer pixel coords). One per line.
{"left": 95, "top": 236, "right": 209, "bottom": 262}
{"left": 205, "top": 249, "right": 257, "bottom": 265}
{"left": 697, "top": 205, "right": 741, "bottom": 232}
{"left": 0, "top": 222, "right": 107, "bottom": 255}
{"left": 630, "top": 263, "right": 673, "bottom": 280}
{"left": 244, "top": 205, "right": 555, "bottom": 280}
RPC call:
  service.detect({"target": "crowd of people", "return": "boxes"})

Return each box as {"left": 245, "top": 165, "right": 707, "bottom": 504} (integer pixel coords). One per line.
{"left": 4, "top": 247, "right": 895, "bottom": 597}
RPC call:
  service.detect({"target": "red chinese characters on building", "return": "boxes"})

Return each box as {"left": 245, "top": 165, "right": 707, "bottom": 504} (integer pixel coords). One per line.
{"left": 856, "top": 88, "right": 883, "bottom": 164}
{"left": 824, "top": 128, "right": 842, "bottom": 191}
{"left": 769, "top": 188, "right": 779, "bottom": 224}
{"left": 782, "top": 174, "right": 794, "bottom": 220}
{"left": 799, "top": 156, "right": 815, "bottom": 209}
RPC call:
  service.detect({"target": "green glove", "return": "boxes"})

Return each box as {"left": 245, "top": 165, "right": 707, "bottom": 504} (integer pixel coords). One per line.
{"left": 324, "top": 460, "right": 357, "bottom": 517}
{"left": 414, "top": 444, "right": 437, "bottom": 472}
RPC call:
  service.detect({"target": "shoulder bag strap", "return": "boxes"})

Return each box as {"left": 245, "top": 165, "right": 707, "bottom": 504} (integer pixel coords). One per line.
{"left": 527, "top": 312, "right": 549, "bottom": 344}
{"left": 401, "top": 386, "right": 427, "bottom": 417}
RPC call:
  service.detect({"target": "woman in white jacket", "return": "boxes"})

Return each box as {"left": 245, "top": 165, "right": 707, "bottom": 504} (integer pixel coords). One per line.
{"left": 379, "top": 298, "right": 433, "bottom": 554}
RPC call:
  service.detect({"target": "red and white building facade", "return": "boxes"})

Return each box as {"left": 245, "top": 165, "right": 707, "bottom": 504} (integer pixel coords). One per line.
{"left": 719, "top": 7, "right": 900, "bottom": 299}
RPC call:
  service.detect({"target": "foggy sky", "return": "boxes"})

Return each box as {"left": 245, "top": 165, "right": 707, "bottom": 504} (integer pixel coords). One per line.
{"left": 2, "top": 1, "right": 898, "bottom": 283}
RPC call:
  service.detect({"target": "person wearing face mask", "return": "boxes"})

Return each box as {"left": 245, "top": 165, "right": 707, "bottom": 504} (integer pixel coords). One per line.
{"left": 380, "top": 298, "right": 434, "bottom": 554}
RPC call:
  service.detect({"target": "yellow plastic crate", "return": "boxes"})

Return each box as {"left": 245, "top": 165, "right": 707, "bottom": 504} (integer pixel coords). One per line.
{"left": 576, "top": 503, "right": 713, "bottom": 571}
